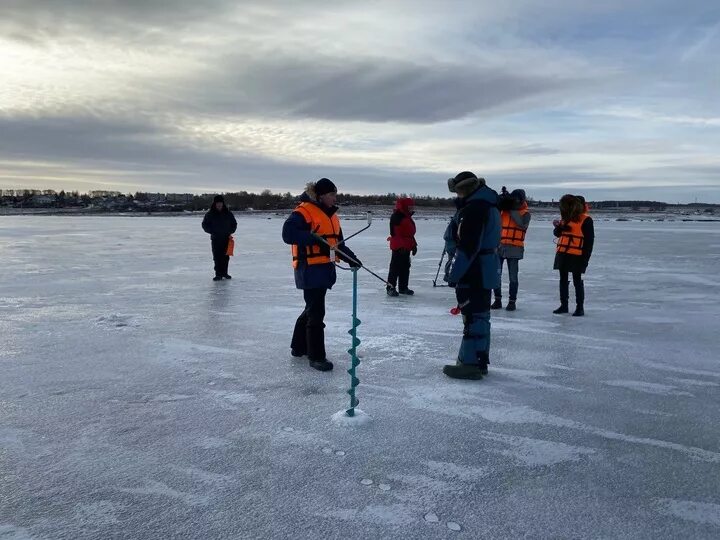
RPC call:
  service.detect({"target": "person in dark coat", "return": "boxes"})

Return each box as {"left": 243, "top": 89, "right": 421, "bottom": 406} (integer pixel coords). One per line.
{"left": 443, "top": 171, "right": 501, "bottom": 380}
{"left": 282, "top": 178, "right": 361, "bottom": 372}
{"left": 386, "top": 197, "right": 417, "bottom": 297}
{"left": 553, "top": 194, "right": 594, "bottom": 316}
{"left": 201, "top": 195, "right": 237, "bottom": 281}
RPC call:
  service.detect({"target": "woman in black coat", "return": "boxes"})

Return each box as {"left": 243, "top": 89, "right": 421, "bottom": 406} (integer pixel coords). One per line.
{"left": 553, "top": 194, "right": 594, "bottom": 316}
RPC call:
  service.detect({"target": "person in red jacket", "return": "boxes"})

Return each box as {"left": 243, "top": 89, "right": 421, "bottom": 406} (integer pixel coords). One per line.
{"left": 386, "top": 197, "right": 417, "bottom": 296}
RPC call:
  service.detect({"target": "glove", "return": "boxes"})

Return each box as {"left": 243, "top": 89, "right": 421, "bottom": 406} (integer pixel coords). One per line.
{"left": 348, "top": 258, "right": 362, "bottom": 269}
{"left": 411, "top": 246, "right": 417, "bottom": 256}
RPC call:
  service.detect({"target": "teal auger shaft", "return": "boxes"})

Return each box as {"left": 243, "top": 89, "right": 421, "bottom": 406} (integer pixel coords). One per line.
{"left": 346, "top": 268, "right": 361, "bottom": 417}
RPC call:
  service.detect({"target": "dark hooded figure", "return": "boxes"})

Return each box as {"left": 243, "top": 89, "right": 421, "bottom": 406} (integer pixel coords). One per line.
{"left": 281, "top": 178, "right": 361, "bottom": 372}
{"left": 386, "top": 197, "right": 417, "bottom": 296}
{"left": 553, "top": 194, "right": 594, "bottom": 316}
{"left": 443, "top": 171, "right": 501, "bottom": 380}
{"left": 202, "top": 195, "right": 237, "bottom": 281}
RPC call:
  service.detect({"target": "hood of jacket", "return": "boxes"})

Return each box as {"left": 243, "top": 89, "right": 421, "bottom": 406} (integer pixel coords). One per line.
{"left": 394, "top": 197, "right": 415, "bottom": 215}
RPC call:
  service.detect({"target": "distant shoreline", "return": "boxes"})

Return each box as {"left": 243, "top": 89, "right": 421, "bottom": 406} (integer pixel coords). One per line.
{"left": 1, "top": 206, "right": 718, "bottom": 222}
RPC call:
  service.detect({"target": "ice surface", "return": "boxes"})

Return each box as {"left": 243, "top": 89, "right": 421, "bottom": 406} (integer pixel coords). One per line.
{"left": 1, "top": 215, "right": 719, "bottom": 539}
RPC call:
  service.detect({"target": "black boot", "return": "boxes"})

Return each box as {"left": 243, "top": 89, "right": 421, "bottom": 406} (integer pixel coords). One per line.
{"left": 223, "top": 274, "right": 232, "bottom": 279}
{"left": 443, "top": 363, "right": 484, "bottom": 380}
{"left": 386, "top": 286, "right": 399, "bottom": 297}
{"left": 554, "top": 279, "right": 569, "bottom": 313}
{"left": 505, "top": 300, "right": 516, "bottom": 311}
{"left": 491, "top": 298, "right": 502, "bottom": 309}
{"left": 309, "top": 359, "right": 333, "bottom": 371}
{"left": 213, "top": 275, "right": 223, "bottom": 281}
{"left": 290, "top": 349, "right": 305, "bottom": 357}
{"left": 399, "top": 288, "right": 414, "bottom": 295}
{"left": 573, "top": 279, "right": 585, "bottom": 316}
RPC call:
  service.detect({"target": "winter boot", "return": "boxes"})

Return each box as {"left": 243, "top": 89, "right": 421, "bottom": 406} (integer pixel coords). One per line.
{"left": 213, "top": 275, "right": 223, "bottom": 281}
{"left": 443, "top": 362, "right": 484, "bottom": 380}
{"left": 399, "top": 288, "right": 415, "bottom": 295}
{"left": 223, "top": 274, "right": 232, "bottom": 279}
{"left": 554, "top": 279, "right": 569, "bottom": 313}
{"left": 491, "top": 298, "right": 502, "bottom": 309}
{"left": 505, "top": 300, "right": 516, "bottom": 311}
{"left": 309, "top": 359, "right": 333, "bottom": 371}
{"left": 291, "top": 349, "right": 305, "bottom": 357}
{"left": 386, "top": 286, "right": 399, "bottom": 297}
{"left": 573, "top": 279, "right": 585, "bottom": 316}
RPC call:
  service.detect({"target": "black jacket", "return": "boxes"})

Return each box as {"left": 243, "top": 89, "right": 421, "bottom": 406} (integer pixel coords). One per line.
{"left": 202, "top": 207, "right": 237, "bottom": 239}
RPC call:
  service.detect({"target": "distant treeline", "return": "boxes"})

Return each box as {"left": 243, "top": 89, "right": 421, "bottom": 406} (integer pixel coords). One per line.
{"left": 1, "top": 189, "right": 717, "bottom": 211}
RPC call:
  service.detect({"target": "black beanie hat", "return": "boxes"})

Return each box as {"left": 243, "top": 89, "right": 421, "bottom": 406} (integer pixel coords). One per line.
{"left": 314, "top": 178, "right": 337, "bottom": 197}
{"left": 213, "top": 195, "right": 225, "bottom": 204}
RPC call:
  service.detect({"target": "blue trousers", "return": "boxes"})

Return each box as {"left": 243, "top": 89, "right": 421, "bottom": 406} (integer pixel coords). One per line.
{"left": 455, "top": 286, "right": 491, "bottom": 366}
{"left": 493, "top": 257, "right": 519, "bottom": 300}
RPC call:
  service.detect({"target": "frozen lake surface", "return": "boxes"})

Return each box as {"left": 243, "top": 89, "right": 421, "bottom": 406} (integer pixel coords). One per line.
{"left": 1, "top": 215, "right": 719, "bottom": 539}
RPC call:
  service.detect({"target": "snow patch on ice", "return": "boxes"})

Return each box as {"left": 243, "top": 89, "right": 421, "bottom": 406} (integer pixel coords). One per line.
{"left": 73, "top": 501, "right": 120, "bottom": 527}
{"left": 666, "top": 377, "right": 720, "bottom": 388}
{"left": 331, "top": 408, "right": 371, "bottom": 426}
{"left": 479, "top": 431, "right": 596, "bottom": 466}
{"left": 118, "top": 480, "right": 209, "bottom": 506}
{"left": 656, "top": 499, "right": 720, "bottom": 527}
{"left": 211, "top": 391, "right": 256, "bottom": 404}
{"left": 323, "top": 504, "right": 416, "bottom": 526}
{"left": 424, "top": 460, "right": 489, "bottom": 482}
{"left": 0, "top": 524, "right": 35, "bottom": 540}
{"left": 603, "top": 380, "right": 694, "bottom": 397}
{"left": 196, "top": 436, "right": 230, "bottom": 449}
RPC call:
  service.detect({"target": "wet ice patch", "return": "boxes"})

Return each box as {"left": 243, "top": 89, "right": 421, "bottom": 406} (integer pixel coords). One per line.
{"left": 603, "top": 380, "right": 694, "bottom": 397}
{"left": 656, "top": 499, "right": 720, "bottom": 527}
{"left": 210, "top": 390, "right": 256, "bottom": 405}
{"left": 479, "top": 431, "right": 596, "bottom": 466}
{"left": 197, "top": 436, "right": 230, "bottom": 449}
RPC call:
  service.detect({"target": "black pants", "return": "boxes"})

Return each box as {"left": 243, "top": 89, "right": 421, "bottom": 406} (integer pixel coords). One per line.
{"left": 387, "top": 249, "right": 411, "bottom": 290}
{"left": 291, "top": 288, "right": 327, "bottom": 361}
{"left": 559, "top": 270, "right": 584, "bottom": 307}
{"left": 211, "top": 237, "right": 230, "bottom": 277}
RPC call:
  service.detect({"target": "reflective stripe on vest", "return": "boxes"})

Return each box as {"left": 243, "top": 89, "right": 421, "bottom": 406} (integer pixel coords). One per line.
{"left": 556, "top": 215, "right": 587, "bottom": 256}
{"left": 291, "top": 202, "right": 341, "bottom": 268}
{"left": 500, "top": 208, "right": 528, "bottom": 247}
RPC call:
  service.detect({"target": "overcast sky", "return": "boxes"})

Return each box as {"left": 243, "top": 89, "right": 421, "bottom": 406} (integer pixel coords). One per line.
{"left": 1, "top": 0, "right": 719, "bottom": 201}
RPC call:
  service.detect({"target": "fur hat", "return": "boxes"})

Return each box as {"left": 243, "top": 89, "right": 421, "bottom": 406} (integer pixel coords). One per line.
{"left": 448, "top": 171, "right": 486, "bottom": 193}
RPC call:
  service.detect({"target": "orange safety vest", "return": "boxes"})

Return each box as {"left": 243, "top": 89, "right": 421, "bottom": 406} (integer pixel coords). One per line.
{"left": 500, "top": 206, "right": 529, "bottom": 247}
{"left": 291, "top": 202, "right": 341, "bottom": 268}
{"left": 556, "top": 215, "right": 588, "bottom": 256}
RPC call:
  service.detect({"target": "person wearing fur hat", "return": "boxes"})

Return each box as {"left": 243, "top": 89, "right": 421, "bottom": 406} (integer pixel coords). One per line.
{"left": 386, "top": 197, "right": 417, "bottom": 297}
{"left": 201, "top": 194, "right": 237, "bottom": 281}
{"left": 282, "top": 178, "right": 362, "bottom": 372}
{"left": 443, "top": 171, "right": 501, "bottom": 380}
{"left": 492, "top": 188, "right": 531, "bottom": 311}
{"left": 553, "top": 194, "right": 594, "bottom": 316}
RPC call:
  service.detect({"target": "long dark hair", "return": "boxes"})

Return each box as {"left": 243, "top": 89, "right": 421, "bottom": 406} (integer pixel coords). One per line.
{"left": 559, "top": 194, "right": 583, "bottom": 223}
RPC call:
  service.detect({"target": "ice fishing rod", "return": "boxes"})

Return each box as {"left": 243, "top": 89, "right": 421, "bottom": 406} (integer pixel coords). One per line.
{"left": 312, "top": 233, "right": 397, "bottom": 291}
{"left": 432, "top": 248, "right": 447, "bottom": 287}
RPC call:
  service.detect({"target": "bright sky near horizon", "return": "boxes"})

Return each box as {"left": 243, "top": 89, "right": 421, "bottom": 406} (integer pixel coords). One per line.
{"left": 1, "top": 1, "right": 719, "bottom": 202}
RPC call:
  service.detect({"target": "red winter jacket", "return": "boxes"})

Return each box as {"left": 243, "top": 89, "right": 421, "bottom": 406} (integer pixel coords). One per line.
{"left": 388, "top": 198, "right": 417, "bottom": 251}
